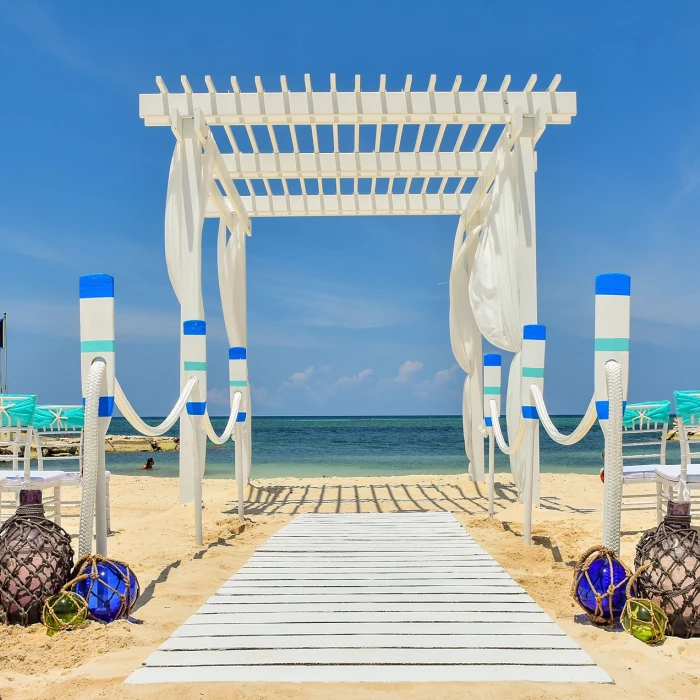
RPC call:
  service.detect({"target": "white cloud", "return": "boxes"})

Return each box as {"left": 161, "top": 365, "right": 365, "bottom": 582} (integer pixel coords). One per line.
{"left": 383, "top": 360, "right": 424, "bottom": 386}
{"left": 334, "top": 368, "right": 374, "bottom": 388}
{"left": 414, "top": 364, "right": 463, "bottom": 399}
{"left": 282, "top": 366, "right": 316, "bottom": 389}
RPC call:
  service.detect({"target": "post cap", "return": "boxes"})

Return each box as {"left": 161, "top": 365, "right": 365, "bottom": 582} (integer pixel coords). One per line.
{"left": 595, "top": 273, "right": 630, "bottom": 296}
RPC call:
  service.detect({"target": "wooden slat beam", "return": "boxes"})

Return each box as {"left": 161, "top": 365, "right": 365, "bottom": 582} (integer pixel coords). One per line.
{"left": 220, "top": 150, "right": 489, "bottom": 179}
{"left": 140, "top": 88, "right": 576, "bottom": 127}
{"left": 205, "top": 192, "right": 470, "bottom": 217}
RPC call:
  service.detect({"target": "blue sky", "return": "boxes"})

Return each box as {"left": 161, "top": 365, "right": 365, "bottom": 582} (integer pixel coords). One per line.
{"left": 0, "top": 1, "right": 699, "bottom": 416}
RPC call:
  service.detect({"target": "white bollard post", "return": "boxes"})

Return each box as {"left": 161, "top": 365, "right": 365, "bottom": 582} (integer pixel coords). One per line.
{"left": 483, "top": 354, "right": 502, "bottom": 517}
{"left": 79, "top": 274, "right": 115, "bottom": 556}
{"left": 521, "top": 324, "right": 546, "bottom": 546}
{"left": 182, "top": 319, "right": 207, "bottom": 546}
{"left": 595, "top": 273, "right": 631, "bottom": 552}
{"left": 229, "top": 346, "right": 248, "bottom": 519}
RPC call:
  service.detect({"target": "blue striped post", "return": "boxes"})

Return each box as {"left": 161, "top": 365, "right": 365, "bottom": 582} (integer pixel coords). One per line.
{"left": 483, "top": 354, "right": 501, "bottom": 517}
{"left": 229, "top": 345, "right": 248, "bottom": 422}
{"left": 230, "top": 344, "right": 249, "bottom": 518}
{"left": 181, "top": 317, "right": 207, "bottom": 545}
{"left": 521, "top": 324, "right": 546, "bottom": 546}
{"left": 182, "top": 319, "right": 207, "bottom": 418}
{"left": 79, "top": 274, "right": 114, "bottom": 555}
{"left": 595, "top": 273, "right": 630, "bottom": 550}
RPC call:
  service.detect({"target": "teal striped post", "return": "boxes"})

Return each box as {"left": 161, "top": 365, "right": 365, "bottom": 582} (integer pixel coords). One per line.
{"left": 79, "top": 273, "right": 115, "bottom": 555}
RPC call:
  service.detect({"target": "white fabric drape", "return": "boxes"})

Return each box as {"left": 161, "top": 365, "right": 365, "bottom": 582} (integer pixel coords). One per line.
{"left": 164, "top": 134, "right": 215, "bottom": 305}
{"left": 449, "top": 232, "right": 484, "bottom": 481}
{"left": 217, "top": 218, "right": 251, "bottom": 482}
{"left": 217, "top": 219, "right": 245, "bottom": 349}
{"left": 164, "top": 126, "right": 216, "bottom": 499}
{"left": 467, "top": 142, "right": 529, "bottom": 496}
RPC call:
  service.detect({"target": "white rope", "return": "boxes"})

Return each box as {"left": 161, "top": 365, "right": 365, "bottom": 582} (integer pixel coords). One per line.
{"left": 603, "top": 360, "right": 623, "bottom": 553}
{"left": 677, "top": 418, "right": 691, "bottom": 503}
{"left": 79, "top": 358, "right": 105, "bottom": 557}
{"left": 203, "top": 391, "right": 243, "bottom": 445}
{"left": 114, "top": 376, "right": 198, "bottom": 436}
{"left": 489, "top": 398, "right": 526, "bottom": 455}
{"left": 530, "top": 387, "right": 597, "bottom": 445}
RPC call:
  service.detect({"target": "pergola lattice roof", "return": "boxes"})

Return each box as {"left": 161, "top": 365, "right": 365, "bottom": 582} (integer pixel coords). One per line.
{"left": 140, "top": 74, "right": 576, "bottom": 228}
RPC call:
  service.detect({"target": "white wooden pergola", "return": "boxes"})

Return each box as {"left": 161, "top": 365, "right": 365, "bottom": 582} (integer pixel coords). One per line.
{"left": 138, "top": 73, "right": 576, "bottom": 536}
{"left": 141, "top": 73, "right": 575, "bottom": 222}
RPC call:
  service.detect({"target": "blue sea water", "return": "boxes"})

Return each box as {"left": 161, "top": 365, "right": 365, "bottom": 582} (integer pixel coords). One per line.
{"left": 104, "top": 416, "right": 680, "bottom": 480}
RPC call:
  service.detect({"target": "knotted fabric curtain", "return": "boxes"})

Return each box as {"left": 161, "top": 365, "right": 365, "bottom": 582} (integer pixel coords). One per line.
{"left": 449, "top": 139, "right": 537, "bottom": 501}
{"left": 164, "top": 132, "right": 215, "bottom": 305}
{"left": 163, "top": 126, "right": 215, "bottom": 493}
{"left": 449, "top": 230, "right": 485, "bottom": 481}
{"left": 468, "top": 142, "right": 527, "bottom": 494}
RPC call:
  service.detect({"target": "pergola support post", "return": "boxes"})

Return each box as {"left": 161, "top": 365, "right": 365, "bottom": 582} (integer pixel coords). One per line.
{"left": 228, "top": 223, "right": 252, "bottom": 494}
{"left": 516, "top": 126, "right": 541, "bottom": 510}
{"left": 178, "top": 117, "right": 208, "bottom": 546}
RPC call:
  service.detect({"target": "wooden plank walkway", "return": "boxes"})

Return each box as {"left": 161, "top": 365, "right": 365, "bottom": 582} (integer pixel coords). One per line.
{"left": 125, "top": 513, "right": 611, "bottom": 684}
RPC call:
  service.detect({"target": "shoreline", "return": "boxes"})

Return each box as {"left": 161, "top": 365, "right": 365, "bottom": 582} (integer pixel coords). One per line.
{"left": 2, "top": 422, "right": 693, "bottom": 461}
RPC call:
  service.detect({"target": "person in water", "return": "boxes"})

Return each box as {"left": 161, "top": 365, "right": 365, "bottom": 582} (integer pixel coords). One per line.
{"left": 141, "top": 457, "right": 155, "bottom": 470}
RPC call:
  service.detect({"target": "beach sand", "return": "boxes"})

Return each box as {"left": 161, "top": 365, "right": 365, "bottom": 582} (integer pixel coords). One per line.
{"left": 1, "top": 472, "right": 699, "bottom": 699}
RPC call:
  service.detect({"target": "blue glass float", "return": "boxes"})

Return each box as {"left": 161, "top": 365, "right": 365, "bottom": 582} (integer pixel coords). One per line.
{"left": 69, "top": 555, "right": 139, "bottom": 624}
{"left": 114, "top": 563, "right": 139, "bottom": 609}
{"left": 573, "top": 546, "right": 634, "bottom": 624}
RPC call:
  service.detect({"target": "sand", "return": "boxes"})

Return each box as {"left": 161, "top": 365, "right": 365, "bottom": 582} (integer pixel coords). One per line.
{"left": 1, "top": 472, "right": 699, "bottom": 700}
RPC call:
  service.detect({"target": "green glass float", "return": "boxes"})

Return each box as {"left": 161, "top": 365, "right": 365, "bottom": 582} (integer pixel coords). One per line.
{"left": 621, "top": 597, "right": 668, "bottom": 644}
{"left": 42, "top": 590, "right": 88, "bottom": 636}
{"left": 621, "top": 566, "right": 667, "bottom": 644}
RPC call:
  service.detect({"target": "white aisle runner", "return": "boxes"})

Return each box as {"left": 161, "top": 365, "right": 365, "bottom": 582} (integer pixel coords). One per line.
{"left": 126, "top": 512, "right": 611, "bottom": 684}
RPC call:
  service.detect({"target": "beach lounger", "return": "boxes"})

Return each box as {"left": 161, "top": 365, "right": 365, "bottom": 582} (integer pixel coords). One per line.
{"left": 0, "top": 394, "right": 37, "bottom": 477}
{"left": 621, "top": 401, "right": 672, "bottom": 521}
{"left": 655, "top": 391, "right": 700, "bottom": 522}
{"left": 0, "top": 394, "right": 40, "bottom": 521}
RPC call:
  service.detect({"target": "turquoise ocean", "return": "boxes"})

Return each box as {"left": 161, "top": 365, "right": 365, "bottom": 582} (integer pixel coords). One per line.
{"left": 104, "top": 416, "right": 679, "bottom": 480}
